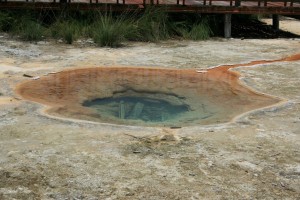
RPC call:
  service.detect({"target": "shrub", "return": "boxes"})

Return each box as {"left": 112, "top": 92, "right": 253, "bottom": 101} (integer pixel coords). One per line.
{"left": 136, "top": 7, "right": 172, "bottom": 42}
{"left": 49, "top": 20, "right": 82, "bottom": 44}
{"left": 91, "top": 13, "right": 138, "bottom": 47}
{"left": 0, "top": 11, "right": 14, "bottom": 32}
{"left": 188, "top": 19, "right": 212, "bottom": 40}
{"left": 177, "top": 18, "right": 212, "bottom": 40}
{"left": 14, "top": 18, "right": 44, "bottom": 41}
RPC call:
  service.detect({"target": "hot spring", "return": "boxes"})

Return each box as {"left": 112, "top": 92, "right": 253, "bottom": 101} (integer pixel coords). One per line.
{"left": 16, "top": 66, "right": 281, "bottom": 127}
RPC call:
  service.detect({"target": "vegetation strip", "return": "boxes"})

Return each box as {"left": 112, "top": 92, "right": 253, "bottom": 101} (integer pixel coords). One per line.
{"left": 0, "top": 8, "right": 221, "bottom": 46}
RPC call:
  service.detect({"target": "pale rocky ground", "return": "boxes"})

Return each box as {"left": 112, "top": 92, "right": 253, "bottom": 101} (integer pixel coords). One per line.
{"left": 0, "top": 19, "right": 300, "bottom": 199}
{"left": 261, "top": 17, "right": 300, "bottom": 35}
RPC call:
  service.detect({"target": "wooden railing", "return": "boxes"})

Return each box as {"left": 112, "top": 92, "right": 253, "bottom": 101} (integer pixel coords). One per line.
{"left": 0, "top": 0, "right": 299, "bottom": 14}
{"left": 0, "top": 0, "right": 299, "bottom": 6}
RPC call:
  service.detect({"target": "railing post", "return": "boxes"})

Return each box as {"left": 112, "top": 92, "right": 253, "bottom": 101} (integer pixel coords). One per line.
{"left": 290, "top": 0, "right": 294, "bottom": 7}
{"left": 177, "top": 0, "right": 180, "bottom": 5}
{"left": 224, "top": 14, "right": 232, "bottom": 38}
{"left": 235, "top": 0, "right": 241, "bottom": 6}
{"left": 264, "top": 0, "right": 267, "bottom": 6}
{"left": 272, "top": 14, "right": 279, "bottom": 30}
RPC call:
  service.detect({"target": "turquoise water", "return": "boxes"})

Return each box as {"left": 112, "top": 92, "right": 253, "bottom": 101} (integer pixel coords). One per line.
{"left": 83, "top": 96, "right": 190, "bottom": 123}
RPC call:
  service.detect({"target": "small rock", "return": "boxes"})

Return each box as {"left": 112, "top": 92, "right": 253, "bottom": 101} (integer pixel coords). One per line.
{"left": 7, "top": 151, "right": 18, "bottom": 157}
{"left": 32, "top": 76, "right": 40, "bottom": 80}
{"left": 48, "top": 71, "right": 59, "bottom": 75}
{"left": 236, "top": 161, "right": 262, "bottom": 172}
{"left": 99, "top": 189, "right": 105, "bottom": 193}
{"left": 160, "top": 134, "right": 178, "bottom": 142}
{"left": 48, "top": 193, "right": 56, "bottom": 198}
{"left": 125, "top": 192, "right": 134, "bottom": 196}
{"left": 196, "top": 70, "right": 208, "bottom": 73}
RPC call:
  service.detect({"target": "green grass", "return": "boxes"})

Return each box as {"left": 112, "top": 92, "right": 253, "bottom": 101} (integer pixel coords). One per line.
{"left": 0, "top": 11, "right": 44, "bottom": 41}
{"left": 0, "top": 11, "right": 14, "bottom": 32}
{"left": 17, "top": 19, "right": 44, "bottom": 41}
{"left": 91, "top": 13, "right": 138, "bottom": 47}
{"left": 135, "top": 7, "right": 172, "bottom": 42}
{"left": 49, "top": 20, "right": 82, "bottom": 44}
{"left": 0, "top": 10, "right": 217, "bottom": 46}
{"left": 175, "top": 17, "right": 212, "bottom": 40}
{"left": 186, "top": 19, "right": 212, "bottom": 40}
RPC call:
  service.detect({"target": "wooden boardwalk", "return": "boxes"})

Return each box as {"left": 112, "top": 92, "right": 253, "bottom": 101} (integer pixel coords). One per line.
{"left": 0, "top": 0, "right": 300, "bottom": 15}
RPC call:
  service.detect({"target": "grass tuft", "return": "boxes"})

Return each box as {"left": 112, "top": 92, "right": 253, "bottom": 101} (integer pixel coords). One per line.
{"left": 136, "top": 7, "right": 172, "bottom": 42}
{"left": 187, "top": 19, "right": 212, "bottom": 40}
{"left": 49, "top": 20, "right": 82, "bottom": 44}
{"left": 91, "top": 13, "right": 138, "bottom": 47}
{"left": 14, "top": 18, "right": 44, "bottom": 41}
{"left": 176, "top": 18, "right": 212, "bottom": 40}
{"left": 0, "top": 11, "right": 14, "bottom": 32}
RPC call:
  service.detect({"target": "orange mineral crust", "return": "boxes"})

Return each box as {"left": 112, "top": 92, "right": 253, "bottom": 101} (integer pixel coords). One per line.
{"left": 16, "top": 55, "right": 299, "bottom": 127}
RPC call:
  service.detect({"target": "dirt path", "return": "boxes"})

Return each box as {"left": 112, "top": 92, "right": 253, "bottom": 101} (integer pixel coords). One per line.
{"left": 0, "top": 35, "right": 300, "bottom": 199}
